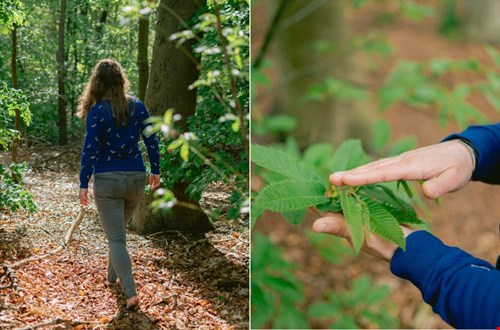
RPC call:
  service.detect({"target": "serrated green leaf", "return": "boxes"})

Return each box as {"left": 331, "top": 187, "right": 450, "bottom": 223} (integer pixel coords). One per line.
{"left": 252, "top": 144, "right": 324, "bottom": 183}
{"left": 362, "top": 197, "right": 405, "bottom": 249}
{"left": 398, "top": 180, "right": 413, "bottom": 198}
{"left": 329, "top": 139, "right": 370, "bottom": 173}
{"left": 360, "top": 199, "right": 371, "bottom": 241}
{"left": 253, "top": 180, "right": 328, "bottom": 214}
{"left": 316, "top": 199, "right": 342, "bottom": 213}
{"left": 339, "top": 191, "right": 364, "bottom": 254}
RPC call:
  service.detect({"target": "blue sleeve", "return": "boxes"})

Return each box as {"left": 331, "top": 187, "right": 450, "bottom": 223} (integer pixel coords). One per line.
{"left": 138, "top": 102, "right": 160, "bottom": 175}
{"left": 79, "top": 107, "right": 102, "bottom": 188}
{"left": 442, "top": 123, "right": 500, "bottom": 183}
{"left": 390, "top": 231, "right": 500, "bottom": 329}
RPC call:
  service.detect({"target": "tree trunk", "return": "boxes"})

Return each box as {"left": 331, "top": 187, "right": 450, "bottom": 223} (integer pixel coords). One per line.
{"left": 11, "top": 26, "right": 20, "bottom": 163}
{"left": 274, "top": 0, "right": 373, "bottom": 146}
{"left": 137, "top": 13, "right": 149, "bottom": 101}
{"left": 464, "top": 0, "right": 500, "bottom": 43}
{"left": 57, "top": 0, "right": 68, "bottom": 146}
{"left": 130, "top": 0, "right": 214, "bottom": 235}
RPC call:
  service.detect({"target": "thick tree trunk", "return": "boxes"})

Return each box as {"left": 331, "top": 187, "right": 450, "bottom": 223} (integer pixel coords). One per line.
{"left": 465, "top": 0, "right": 500, "bottom": 43}
{"left": 130, "top": 0, "right": 214, "bottom": 235}
{"left": 274, "top": 0, "right": 373, "bottom": 146}
{"left": 57, "top": 0, "right": 68, "bottom": 146}
{"left": 11, "top": 26, "right": 20, "bottom": 163}
{"left": 137, "top": 14, "right": 150, "bottom": 101}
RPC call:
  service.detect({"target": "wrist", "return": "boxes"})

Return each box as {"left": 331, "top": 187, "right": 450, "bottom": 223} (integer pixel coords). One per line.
{"left": 456, "top": 139, "right": 476, "bottom": 176}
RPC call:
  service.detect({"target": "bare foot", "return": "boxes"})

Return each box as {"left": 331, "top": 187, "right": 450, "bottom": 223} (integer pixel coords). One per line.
{"left": 126, "top": 295, "right": 139, "bottom": 310}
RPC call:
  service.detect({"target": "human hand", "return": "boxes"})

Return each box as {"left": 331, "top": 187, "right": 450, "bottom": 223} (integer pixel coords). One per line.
{"left": 330, "top": 140, "right": 475, "bottom": 199}
{"left": 79, "top": 188, "right": 91, "bottom": 206}
{"left": 149, "top": 174, "right": 161, "bottom": 191}
{"left": 312, "top": 213, "right": 416, "bottom": 262}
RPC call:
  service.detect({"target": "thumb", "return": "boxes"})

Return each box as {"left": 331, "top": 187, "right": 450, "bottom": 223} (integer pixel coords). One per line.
{"left": 422, "top": 170, "right": 459, "bottom": 199}
{"left": 312, "top": 215, "right": 350, "bottom": 239}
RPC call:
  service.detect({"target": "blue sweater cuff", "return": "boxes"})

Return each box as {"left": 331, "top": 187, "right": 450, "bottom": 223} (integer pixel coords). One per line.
{"left": 390, "top": 231, "right": 446, "bottom": 287}
{"left": 441, "top": 124, "right": 500, "bottom": 183}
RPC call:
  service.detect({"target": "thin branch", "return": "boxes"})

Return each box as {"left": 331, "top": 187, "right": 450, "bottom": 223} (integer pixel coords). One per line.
{"left": 252, "top": 0, "right": 289, "bottom": 69}
{"left": 5, "top": 208, "right": 85, "bottom": 269}
{"left": 212, "top": 1, "right": 249, "bottom": 157}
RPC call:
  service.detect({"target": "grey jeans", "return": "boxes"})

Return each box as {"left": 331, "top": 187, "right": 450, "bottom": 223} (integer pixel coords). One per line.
{"left": 94, "top": 171, "right": 147, "bottom": 298}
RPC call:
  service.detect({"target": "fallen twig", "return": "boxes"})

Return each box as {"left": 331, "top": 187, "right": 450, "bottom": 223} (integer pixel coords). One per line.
{"left": 5, "top": 208, "right": 85, "bottom": 270}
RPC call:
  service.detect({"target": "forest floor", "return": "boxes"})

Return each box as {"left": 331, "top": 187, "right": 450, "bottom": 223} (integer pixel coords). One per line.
{"left": 252, "top": 2, "right": 500, "bottom": 329}
{"left": 0, "top": 145, "right": 249, "bottom": 329}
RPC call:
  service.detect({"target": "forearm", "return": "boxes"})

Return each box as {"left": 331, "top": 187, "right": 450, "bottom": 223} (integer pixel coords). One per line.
{"left": 390, "top": 231, "right": 500, "bottom": 328}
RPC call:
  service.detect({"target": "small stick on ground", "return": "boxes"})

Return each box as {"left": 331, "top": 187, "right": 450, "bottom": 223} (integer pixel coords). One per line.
{"left": 4, "top": 207, "right": 86, "bottom": 270}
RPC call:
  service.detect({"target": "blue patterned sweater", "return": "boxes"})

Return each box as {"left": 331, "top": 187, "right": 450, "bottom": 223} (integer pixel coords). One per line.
{"left": 79, "top": 99, "right": 160, "bottom": 189}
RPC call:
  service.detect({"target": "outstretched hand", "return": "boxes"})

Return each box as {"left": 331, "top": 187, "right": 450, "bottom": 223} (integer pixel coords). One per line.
{"left": 312, "top": 214, "right": 416, "bottom": 262}
{"left": 149, "top": 174, "right": 161, "bottom": 191}
{"left": 330, "top": 140, "right": 475, "bottom": 199}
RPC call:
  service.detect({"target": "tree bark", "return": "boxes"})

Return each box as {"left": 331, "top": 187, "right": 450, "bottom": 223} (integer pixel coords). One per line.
{"left": 464, "top": 0, "right": 500, "bottom": 43}
{"left": 11, "top": 26, "right": 20, "bottom": 163}
{"left": 130, "top": 0, "right": 214, "bottom": 235}
{"left": 57, "top": 0, "right": 68, "bottom": 145}
{"left": 273, "top": 0, "right": 373, "bottom": 146}
{"left": 137, "top": 13, "right": 150, "bottom": 101}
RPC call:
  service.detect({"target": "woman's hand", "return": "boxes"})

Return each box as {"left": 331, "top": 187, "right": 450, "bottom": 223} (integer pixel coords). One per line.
{"left": 79, "top": 188, "right": 91, "bottom": 206}
{"left": 149, "top": 174, "right": 161, "bottom": 191}
{"left": 330, "top": 140, "right": 475, "bottom": 199}
{"left": 312, "top": 213, "right": 416, "bottom": 262}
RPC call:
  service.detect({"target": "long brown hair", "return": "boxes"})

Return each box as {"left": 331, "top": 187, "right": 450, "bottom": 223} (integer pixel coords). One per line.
{"left": 76, "top": 59, "right": 131, "bottom": 125}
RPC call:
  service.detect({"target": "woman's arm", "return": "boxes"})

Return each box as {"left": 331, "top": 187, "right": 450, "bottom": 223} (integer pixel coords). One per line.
{"left": 79, "top": 106, "right": 102, "bottom": 189}
{"left": 313, "top": 215, "right": 500, "bottom": 329}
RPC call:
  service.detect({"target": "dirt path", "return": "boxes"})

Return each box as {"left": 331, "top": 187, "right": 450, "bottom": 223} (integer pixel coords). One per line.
{"left": 0, "top": 147, "right": 249, "bottom": 329}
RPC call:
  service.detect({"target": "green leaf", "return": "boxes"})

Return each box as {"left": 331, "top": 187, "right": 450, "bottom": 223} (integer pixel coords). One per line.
{"left": 316, "top": 199, "right": 342, "bottom": 213}
{"left": 306, "top": 230, "right": 353, "bottom": 264}
{"left": 307, "top": 302, "right": 337, "bottom": 319}
{"left": 252, "top": 144, "right": 324, "bottom": 183}
{"left": 372, "top": 119, "right": 391, "bottom": 153}
{"left": 398, "top": 180, "right": 413, "bottom": 198}
{"left": 390, "top": 136, "right": 417, "bottom": 156}
{"left": 329, "top": 139, "right": 370, "bottom": 173}
{"left": 264, "top": 115, "right": 297, "bottom": 134}
{"left": 253, "top": 180, "right": 328, "bottom": 213}
{"left": 339, "top": 191, "right": 364, "bottom": 254}
{"left": 362, "top": 197, "right": 406, "bottom": 249}
{"left": 282, "top": 209, "right": 307, "bottom": 225}
{"left": 273, "top": 298, "right": 310, "bottom": 329}
{"left": 180, "top": 142, "right": 189, "bottom": 161}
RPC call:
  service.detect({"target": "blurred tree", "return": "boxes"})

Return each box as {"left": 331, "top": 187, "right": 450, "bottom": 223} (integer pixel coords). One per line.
{"left": 137, "top": 9, "right": 149, "bottom": 101}
{"left": 271, "top": 0, "right": 373, "bottom": 147}
{"left": 130, "top": 0, "right": 214, "bottom": 234}
{"left": 465, "top": 0, "right": 500, "bottom": 43}
{"left": 57, "top": 0, "right": 67, "bottom": 145}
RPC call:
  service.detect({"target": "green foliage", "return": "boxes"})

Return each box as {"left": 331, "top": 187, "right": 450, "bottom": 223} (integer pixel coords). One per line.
{"left": 307, "top": 275, "right": 399, "bottom": 328}
{"left": 0, "top": 0, "right": 145, "bottom": 144}
{"left": 252, "top": 141, "right": 425, "bottom": 253}
{"left": 0, "top": 162, "right": 36, "bottom": 213}
{"left": 0, "top": 81, "right": 31, "bottom": 149}
{"left": 148, "top": 1, "right": 249, "bottom": 219}
{"left": 305, "top": 229, "right": 354, "bottom": 264}
{"left": 251, "top": 232, "right": 309, "bottom": 329}
{"left": 378, "top": 58, "right": 494, "bottom": 129}
{"left": 0, "top": 0, "right": 26, "bottom": 34}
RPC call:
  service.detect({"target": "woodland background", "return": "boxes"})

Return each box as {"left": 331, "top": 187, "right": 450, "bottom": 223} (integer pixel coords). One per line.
{"left": 1, "top": 0, "right": 249, "bottom": 329}
{"left": 251, "top": 0, "right": 500, "bottom": 328}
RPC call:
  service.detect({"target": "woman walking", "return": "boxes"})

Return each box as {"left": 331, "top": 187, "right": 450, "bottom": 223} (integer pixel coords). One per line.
{"left": 77, "top": 59, "right": 160, "bottom": 309}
